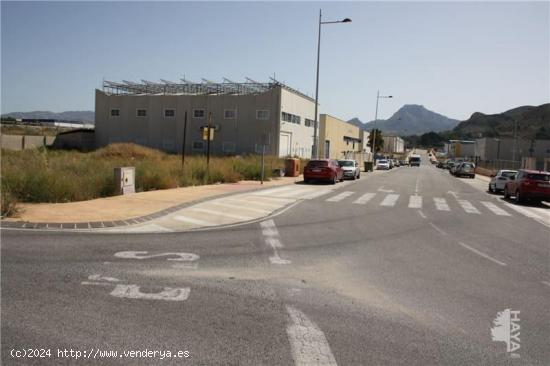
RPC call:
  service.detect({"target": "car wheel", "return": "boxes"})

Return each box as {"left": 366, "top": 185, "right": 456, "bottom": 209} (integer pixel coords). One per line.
{"left": 357, "top": 173, "right": 360, "bottom": 179}
{"left": 304, "top": 178, "right": 310, "bottom": 184}
{"left": 504, "top": 187, "right": 510, "bottom": 199}
{"left": 331, "top": 174, "right": 337, "bottom": 185}
{"left": 515, "top": 190, "right": 524, "bottom": 204}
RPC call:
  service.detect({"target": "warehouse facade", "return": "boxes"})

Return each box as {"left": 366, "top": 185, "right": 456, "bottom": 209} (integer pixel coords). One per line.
{"left": 95, "top": 79, "right": 317, "bottom": 158}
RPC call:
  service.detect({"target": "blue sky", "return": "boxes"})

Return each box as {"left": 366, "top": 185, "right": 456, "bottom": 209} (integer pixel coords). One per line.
{"left": 1, "top": 1, "right": 548, "bottom": 122}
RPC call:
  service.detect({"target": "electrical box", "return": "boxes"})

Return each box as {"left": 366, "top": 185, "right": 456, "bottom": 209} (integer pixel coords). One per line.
{"left": 114, "top": 167, "right": 135, "bottom": 195}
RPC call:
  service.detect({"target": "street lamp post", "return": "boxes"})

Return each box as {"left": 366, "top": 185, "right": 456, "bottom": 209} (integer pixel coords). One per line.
{"left": 371, "top": 90, "right": 392, "bottom": 158}
{"left": 312, "top": 10, "right": 351, "bottom": 159}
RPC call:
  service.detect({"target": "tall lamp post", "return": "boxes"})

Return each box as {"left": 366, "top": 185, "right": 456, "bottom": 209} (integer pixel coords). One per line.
{"left": 312, "top": 10, "right": 351, "bottom": 159}
{"left": 371, "top": 90, "right": 392, "bottom": 158}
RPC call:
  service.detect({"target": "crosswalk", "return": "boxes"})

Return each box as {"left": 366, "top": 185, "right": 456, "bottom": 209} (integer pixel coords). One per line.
{"left": 102, "top": 182, "right": 548, "bottom": 233}
{"left": 319, "top": 190, "right": 517, "bottom": 217}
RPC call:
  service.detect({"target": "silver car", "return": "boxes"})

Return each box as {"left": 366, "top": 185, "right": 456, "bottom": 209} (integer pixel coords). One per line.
{"left": 338, "top": 159, "right": 360, "bottom": 180}
{"left": 489, "top": 170, "right": 518, "bottom": 193}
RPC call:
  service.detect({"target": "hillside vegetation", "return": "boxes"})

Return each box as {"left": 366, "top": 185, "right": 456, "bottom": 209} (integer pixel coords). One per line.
{"left": 1, "top": 144, "right": 288, "bottom": 216}
{"left": 452, "top": 103, "right": 550, "bottom": 139}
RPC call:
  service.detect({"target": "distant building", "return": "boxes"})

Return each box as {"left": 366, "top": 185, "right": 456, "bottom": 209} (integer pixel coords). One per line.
{"left": 318, "top": 114, "right": 363, "bottom": 159}
{"left": 382, "top": 135, "right": 405, "bottom": 154}
{"left": 444, "top": 140, "right": 476, "bottom": 159}
{"left": 475, "top": 137, "right": 550, "bottom": 170}
{"left": 95, "top": 78, "right": 317, "bottom": 158}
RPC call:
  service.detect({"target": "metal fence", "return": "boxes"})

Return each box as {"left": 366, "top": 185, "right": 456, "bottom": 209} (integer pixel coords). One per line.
{"left": 476, "top": 159, "right": 521, "bottom": 171}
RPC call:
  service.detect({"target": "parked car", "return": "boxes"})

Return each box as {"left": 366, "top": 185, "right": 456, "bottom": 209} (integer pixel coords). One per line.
{"left": 338, "top": 159, "right": 360, "bottom": 180}
{"left": 445, "top": 160, "right": 455, "bottom": 170}
{"left": 454, "top": 162, "right": 476, "bottom": 178}
{"left": 400, "top": 160, "right": 407, "bottom": 166}
{"left": 304, "top": 159, "right": 343, "bottom": 184}
{"left": 376, "top": 159, "right": 390, "bottom": 170}
{"left": 503, "top": 169, "right": 550, "bottom": 204}
{"left": 393, "top": 159, "right": 400, "bottom": 167}
{"left": 388, "top": 159, "right": 394, "bottom": 169}
{"left": 488, "top": 170, "right": 518, "bottom": 193}
{"left": 436, "top": 160, "right": 445, "bottom": 169}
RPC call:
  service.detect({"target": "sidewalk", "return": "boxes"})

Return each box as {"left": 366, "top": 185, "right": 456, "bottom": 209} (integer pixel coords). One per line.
{"left": 2, "top": 176, "right": 303, "bottom": 227}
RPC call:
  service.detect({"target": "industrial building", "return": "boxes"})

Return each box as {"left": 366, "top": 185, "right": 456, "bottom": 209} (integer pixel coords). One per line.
{"left": 382, "top": 135, "right": 405, "bottom": 154}
{"left": 318, "top": 114, "right": 363, "bottom": 159}
{"left": 95, "top": 78, "right": 317, "bottom": 158}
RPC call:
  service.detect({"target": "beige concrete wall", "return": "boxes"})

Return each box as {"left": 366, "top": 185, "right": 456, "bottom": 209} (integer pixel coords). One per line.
{"left": 1, "top": 134, "right": 55, "bottom": 150}
{"left": 318, "top": 114, "right": 362, "bottom": 159}
{"left": 279, "top": 88, "right": 316, "bottom": 158}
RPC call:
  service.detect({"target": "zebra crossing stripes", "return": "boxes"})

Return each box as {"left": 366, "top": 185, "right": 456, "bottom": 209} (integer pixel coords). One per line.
{"left": 434, "top": 197, "right": 450, "bottom": 211}
{"left": 353, "top": 192, "right": 376, "bottom": 205}
{"left": 380, "top": 194, "right": 400, "bottom": 207}
{"left": 480, "top": 201, "right": 511, "bottom": 216}
{"left": 326, "top": 191, "right": 355, "bottom": 202}
{"left": 409, "top": 195, "right": 422, "bottom": 209}
{"left": 457, "top": 200, "right": 481, "bottom": 214}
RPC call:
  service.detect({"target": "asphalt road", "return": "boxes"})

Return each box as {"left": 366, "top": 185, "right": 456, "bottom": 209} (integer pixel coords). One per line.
{"left": 2, "top": 152, "right": 549, "bottom": 365}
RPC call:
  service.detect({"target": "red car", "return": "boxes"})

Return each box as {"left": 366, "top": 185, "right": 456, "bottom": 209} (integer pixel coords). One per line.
{"left": 504, "top": 169, "right": 550, "bottom": 204}
{"left": 303, "top": 159, "right": 343, "bottom": 184}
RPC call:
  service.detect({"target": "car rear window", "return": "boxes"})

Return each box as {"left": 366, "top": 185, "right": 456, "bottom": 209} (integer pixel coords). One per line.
{"left": 378, "top": 160, "right": 388, "bottom": 164}
{"left": 339, "top": 161, "right": 354, "bottom": 167}
{"left": 307, "top": 160, "right": 328, "bottom": 168}
{"left": 526, "top": 174, "right": 550, "bottom": 181}
{"left": 501, "top": 171, "right": 517, "bottom": 178}
{"left": 410, "top": 157, "right": 420, "bottom": 161}
{"left": 462, "top": 163, "right": 474, "bottom": 168}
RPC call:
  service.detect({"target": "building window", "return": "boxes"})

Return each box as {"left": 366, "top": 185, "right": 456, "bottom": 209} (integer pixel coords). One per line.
{"left": 281, "top": 111, "right": 301, "bottom": 125}
{"left": 162, "top": 139, "right": 175, "bottom": 152}
{"left": 305, "top": 118, "right": 316, "bottom": 127}
{"left": 224, "top": 109, "right": 237, "bottom": 119}
{"left": 256, "top": 110, "right": 270, "bottom": 120}
{"left": 192, "top": 141, "right": 205, "bottom": 151}
{"left": 164, "top": 109, "right": 175, "bottom": 118}
{"left": 222, "top": 142, "right": 236, "bottom": 153}
{"left": 110, "top": 109, "right": 120, "bottom": 117}
{"left": 136, "top": 109, "right": 147, "bottom": 117}
{"left": 193, "top": 109, "right": 205, "bottom": 119}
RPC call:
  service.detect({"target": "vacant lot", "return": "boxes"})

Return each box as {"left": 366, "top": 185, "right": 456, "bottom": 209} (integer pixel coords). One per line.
{"left": 1, "top": 143, "right": 291, "bottom": 215}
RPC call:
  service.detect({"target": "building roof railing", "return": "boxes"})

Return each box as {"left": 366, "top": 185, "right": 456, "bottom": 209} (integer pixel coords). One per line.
{"left": 102, "top": 77, "right": 314, "bottom": 102}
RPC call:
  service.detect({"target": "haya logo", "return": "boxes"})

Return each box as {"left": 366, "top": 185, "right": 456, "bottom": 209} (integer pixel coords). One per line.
{"left": 491, "top": 309, "right": 520, "bottom": 357}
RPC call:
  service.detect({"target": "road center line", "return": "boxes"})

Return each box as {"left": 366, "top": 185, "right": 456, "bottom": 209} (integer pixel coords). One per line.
{"left": 457, "top": 241, "right": 507, "bottom": 266}
{"left": 286, "top": 306, "right": 337, "bottom": 366}
{"left": 429, "top": 222, "right": 448, "bottom": 236}
{"left": 418, "top": 210, "right": 427, "bottom": 219}
{"left": 260, "top": 220, "right": 290, "bottom": 264}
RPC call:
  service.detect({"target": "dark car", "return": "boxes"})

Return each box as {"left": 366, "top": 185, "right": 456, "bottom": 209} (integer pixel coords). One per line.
{"left": 504, "top": 169, "right": 550, "bottom": 204}
{"left": 304, "top": 159, "right": 343, "bottom": 184}
{"left": 454, "top": 162, "right": 476, "bottom": 178}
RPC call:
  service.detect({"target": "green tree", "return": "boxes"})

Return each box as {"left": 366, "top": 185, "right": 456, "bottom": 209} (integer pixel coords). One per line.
{"left": 367, "top": 128, "right": 384, "bottom": 153}
{"left": 419, "top": 131, "right": 444, "bottom": 147}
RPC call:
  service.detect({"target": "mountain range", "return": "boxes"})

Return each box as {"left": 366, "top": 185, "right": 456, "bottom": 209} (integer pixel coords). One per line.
{"left": 451, "top": 103, "right": 550, "bottom": 139}
{"left": 1, "top": 111, "right": 94, "bottom": 123}
{"left": 348, "top": 104, "right": 460, "bottom": 136}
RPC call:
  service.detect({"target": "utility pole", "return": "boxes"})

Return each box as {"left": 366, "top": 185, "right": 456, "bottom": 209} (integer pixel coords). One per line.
{"left": 206, "top": 112, "right": 212, "bottom": 170}
{"left": 512, "top": 118, "right": 518, "bottom": 168}
{"left": 181, "top": 110, "right": 188, "bottom": 171}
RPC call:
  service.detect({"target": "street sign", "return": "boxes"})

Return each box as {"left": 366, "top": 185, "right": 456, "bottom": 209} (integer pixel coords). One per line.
{"left": 202, "top": 127, "right": 214, "bottom": 141}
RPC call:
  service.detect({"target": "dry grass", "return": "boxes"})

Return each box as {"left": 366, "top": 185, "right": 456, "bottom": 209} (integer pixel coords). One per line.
{"left": 1, "top": 143, "right": 294, "bottom": 215}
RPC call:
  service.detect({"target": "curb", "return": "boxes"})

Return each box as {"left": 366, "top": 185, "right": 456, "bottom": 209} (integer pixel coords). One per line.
{"left": 1, "top": 179, "right": 303, "bottom": 231}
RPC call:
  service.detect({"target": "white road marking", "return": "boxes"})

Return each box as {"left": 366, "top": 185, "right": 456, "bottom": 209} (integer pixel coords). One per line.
{"left": 81, "top": 281, "right": 112, "bottom": 286}
{"left": 122, "top": 223, "right": 173, "bottom": 233}
{"left": 226, "top": 198, "right": 284, "bottom": 209}
{"left": 447, "top": 191, "right": 460, "bottom": 199}
{"left": 260, "top": 220, "right": 290, "bottom": 264}
{"left": 418, "top": 210, "right": 427, "bottom": 219}
{"left": 110, "top": 284, "right": 190, "bottom": 301}
{"left": 480, "top": 201, "right": 511, "bottom": 216}
{"left": 188, "top": 207, "right": 253, "bottom": 221}
{"left": 326, "top": 191, "right": 354, "bottom": 202}
{"left": 301, "top": 189, "right": 334, "bottom": 200}
{"left": 380, "top": 194, "right": 399, "bottom": 207}
{"left": 253, "top": 186, "right": 296, "bottom": 196}
{"left": 414, "top": 176, "right": 421, "bottom": 195}
{"left": 541, "top": 281, "right": 550, "bottom": 288}
{"left": 434, "top": 197, "right": 450, "bottom": 211}
{"left": 209, "top": 201, "right": 270, "bottom": 214}
{"left": 457, "top": 200, "right": 481, "bottom": 214}
{"left": 87, "top": 274, "right": 121, "bottom": 282}
{"left": 457, "top": 241, "right": 507, "bottom": 266}
{"left": 501, "top": 202, "right": 550, "bottom": 228}
{"left": 286, "top": 305, "right": 337, "bottom": 366}
{"left": 173, "top": 215, "right": 213, "bottom": 226}
{"left": 114, "top": 251, "right": 200, "bottom": 262}
{"left": 409, "top": 195, "right": 422, "bottom": 209}
{"left": 429, "top": 222, "right": 448, "bottom": 236}
{"left": 353, "top": 192, "right": 376, "bottom": 205}
{"left": 378, "top": 186, "right": 394, "bottom": 193}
